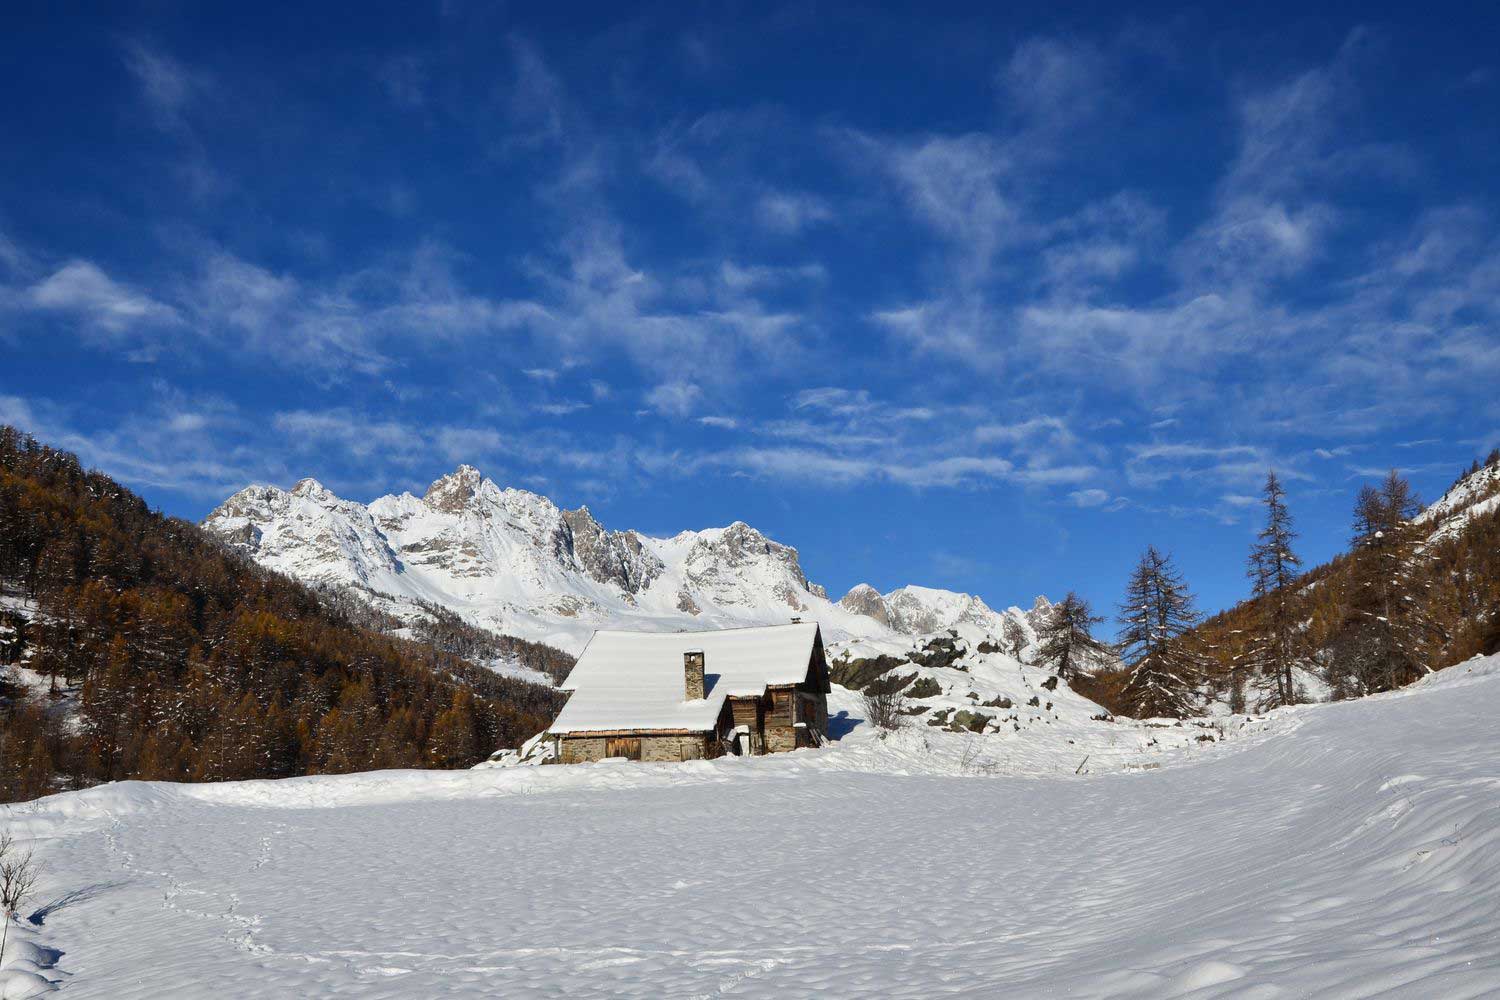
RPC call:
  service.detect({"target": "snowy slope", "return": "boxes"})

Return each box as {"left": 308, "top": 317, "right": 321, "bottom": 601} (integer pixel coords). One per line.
{"left": 5, "top": 653, "right": 1499, "bottom": 997}
{"left": 823, "top": 620, "right": 1122, "bottom": 737}
{"left": 203, "top": 466, "right": 1055, "bottom": 655}
{"left": 1415, "top": 459, "right": 1500, "bottom": 546}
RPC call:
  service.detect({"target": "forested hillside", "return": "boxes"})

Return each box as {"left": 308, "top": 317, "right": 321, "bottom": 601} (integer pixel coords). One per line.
{"left": 1083, "top": 455, "right": 1500, "bottom": 716}
{"left": 0, "top": 427, "right": 565, "bottom": 803}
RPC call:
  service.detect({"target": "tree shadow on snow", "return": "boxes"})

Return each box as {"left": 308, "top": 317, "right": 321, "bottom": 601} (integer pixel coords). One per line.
{"left": 29, "top": 880, "right": 128, "bottom": 926}
{"left": 827, "top": 710, "right": 863, "bottom": 740}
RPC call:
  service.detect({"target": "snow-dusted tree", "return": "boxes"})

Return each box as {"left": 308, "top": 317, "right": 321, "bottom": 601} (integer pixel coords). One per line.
{"left": 1243, "top": 471, "right": 1304, "bottom": 708}
{"left": 1001, "top": 617, "right": 1030, "bottom": 663}
{"left": 1117, "top": 546, "right": 1203, "bottom": 718}
{"left": 1343, "top": 470, "right": 1440, "bottom": 692}
{"left": 1036, "top": 592, "right": 1111, "bottom": 681}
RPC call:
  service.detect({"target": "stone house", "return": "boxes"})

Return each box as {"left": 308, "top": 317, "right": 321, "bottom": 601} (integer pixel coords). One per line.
{"left": 547, "top": 622, "right": 831, "bottom": 763}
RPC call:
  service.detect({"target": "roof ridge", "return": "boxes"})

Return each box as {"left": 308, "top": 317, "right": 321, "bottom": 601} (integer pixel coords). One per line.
{"left": 591, "top": 620, "right": 818, "bottom": 637}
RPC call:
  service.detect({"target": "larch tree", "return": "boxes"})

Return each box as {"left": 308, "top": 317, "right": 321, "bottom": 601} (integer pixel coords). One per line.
{"left": 1117, "top": 546, "right": 1203, "bottom": 718}
{"left": 1001, "top": 617, "right": 1030, "bottom": 663}
{"left": 1344, "top": 469, "right": 1439, "bottom": 692}
{"left": 1036, "top": 592, "right": 1112, "bottom": 681}
{"left": 1243, "top": 471, "right": 1304, "bottom": 708}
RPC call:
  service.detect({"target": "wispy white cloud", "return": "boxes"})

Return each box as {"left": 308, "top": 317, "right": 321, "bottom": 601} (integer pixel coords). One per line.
{"left": 644, "top": 381, "right": 703, "bottom": 417}
{"left": 1068, "top": 488, "right": 1112, "bottom": 507}
{"left": 500, "top": 36, "right": 568, "bottom": 151}
{"left": 697, "top": 415, "right": 739, "bottom": 429}
{"left": 183, "top": 246, "right": 544, "bottom": 374}
{"left": 27, "top": 261, "right": 181, "bottom": 335}
{"left": 2, "top": 388, "right": 271, "bottom": 499}
{"left": 999, "top": 36, "right": 1111, "bottom": 126}
{"left": 121, "top": 40, "right": 205, "bottom": 130}
{"left": 1126, "top": 442, "right": 1310, "bottom": 489}
{"left": 719, "top": 260, "right": 826, "bottom": 291}
{"left": 861, "top": 131, "right": 1020, "bottom": 282}
{"left": 536, "top": 401, "right": 589, "bottom": 415}
{"left": 974, "top": 416, "right": 1075, "bottom": 449}
{"left": 273, "top": 409, "right": 427, "bottom": 461}
{"left": 791, "top": 386, "right": 873, "bottom": 415}
{"left": 756, "top": 191, "right": 833, "bottom": 234}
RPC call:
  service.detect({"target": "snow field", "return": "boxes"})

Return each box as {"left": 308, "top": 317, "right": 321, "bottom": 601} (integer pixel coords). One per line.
{"left": 1, "top": 654, "right": 1498, "bottom": 997}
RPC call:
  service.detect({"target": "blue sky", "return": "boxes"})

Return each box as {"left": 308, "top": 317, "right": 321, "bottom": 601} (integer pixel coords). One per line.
{"left": 2, "top": 3, "right": 1498, "bottom": 624}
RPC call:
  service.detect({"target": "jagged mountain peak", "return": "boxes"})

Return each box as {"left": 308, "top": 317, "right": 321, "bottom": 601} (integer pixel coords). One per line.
{"left": 423, "top": 464, "right": 488, "bottom": 513}
{"left": 839, "top": 583, "right": 891, "bottom": 627}
{"left": 291, "top": 477, "right": 331, "bottom": 498}
{"left": 835, "top": 582, "right": 1034, "bottom": 639}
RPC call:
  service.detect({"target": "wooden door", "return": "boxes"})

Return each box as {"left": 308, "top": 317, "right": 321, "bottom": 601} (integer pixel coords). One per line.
{"left": 606, "top": 736, "right": 641, "bottom": 760}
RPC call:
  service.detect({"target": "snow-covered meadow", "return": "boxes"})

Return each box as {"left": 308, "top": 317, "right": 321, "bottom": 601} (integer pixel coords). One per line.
{"left": 4, "top": 655, "right": 1500, "bottom": 998}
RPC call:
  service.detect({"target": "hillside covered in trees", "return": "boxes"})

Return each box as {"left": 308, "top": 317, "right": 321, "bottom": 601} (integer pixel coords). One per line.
{"left": 0, "top": 427, "right": 566, "bottom": 803}
{"left": 1082, "top": 454, "right": 1500, "bottom": 717}
{"left": 1202, "top": 458, "right": 1500, "bottom": 704}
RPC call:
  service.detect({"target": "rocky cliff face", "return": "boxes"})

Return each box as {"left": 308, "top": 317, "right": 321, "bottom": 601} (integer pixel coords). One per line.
{"left": 839, "top": 583, "right": 891, "bottom": 627}
{"left": 681, "top": 522, "right": 813, "bottom": 611}
{"left": 560, "top": 507, "right": 663, "bottom": 596}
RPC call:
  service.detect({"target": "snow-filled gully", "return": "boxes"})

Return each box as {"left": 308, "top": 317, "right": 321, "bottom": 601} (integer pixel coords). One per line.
{"left": 3, "top": 655, "right": 1500, "bottom": 998}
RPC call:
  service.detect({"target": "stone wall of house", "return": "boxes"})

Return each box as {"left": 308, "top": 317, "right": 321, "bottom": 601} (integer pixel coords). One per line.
{"left": 764, "top": 725, "right": 797, "bottom": 754}
{"left": 560, "top": 736, "right": 606, "bottom": 763}
{"left": 560, "top": 734, "right": 711, "bottom": 763}
{"left": 641, "top": 735, "right": 708, "bottom": 762}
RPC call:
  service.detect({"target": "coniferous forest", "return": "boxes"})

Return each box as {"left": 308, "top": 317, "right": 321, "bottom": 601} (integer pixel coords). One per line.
{"left": 0, "top": 427, "right": 566, "bottom": 803}
{"left": 1078, "top": 456, "right": 1500, "bottom": 717}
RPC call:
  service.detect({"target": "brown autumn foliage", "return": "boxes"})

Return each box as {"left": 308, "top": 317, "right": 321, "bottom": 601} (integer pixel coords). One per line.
{"left": 0, "top": 426, "right": 567, "bottom": 803}
{"left": 1085, "top": 456, "right": 1500, "bottom": 716}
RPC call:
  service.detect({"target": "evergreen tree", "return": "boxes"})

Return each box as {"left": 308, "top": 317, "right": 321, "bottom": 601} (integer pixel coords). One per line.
{"left": 1343, "top": 469, "right": 1439, "bottom": 692}
{"left": 1036, "top": 592, "right": 1112, "bottom": 681}
{"left": 1243, "top": 471, "right": 1303, "bottom": 708}
{"left": 1117, "top": 546, "right": 1202, "bottom": 718}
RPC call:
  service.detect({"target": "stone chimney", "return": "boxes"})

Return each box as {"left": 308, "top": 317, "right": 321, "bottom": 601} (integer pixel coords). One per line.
{"left": 684, "top": 649, "right": 705, "bottom": 701}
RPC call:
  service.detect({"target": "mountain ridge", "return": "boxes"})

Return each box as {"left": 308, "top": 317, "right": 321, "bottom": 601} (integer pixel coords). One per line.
{"left": 203, "top": 466, "right": 1053, "bottom": 656}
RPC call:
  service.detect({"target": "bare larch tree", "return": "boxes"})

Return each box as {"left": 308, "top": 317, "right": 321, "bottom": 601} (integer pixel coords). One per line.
{"left": 1036, "top": 592, "right": 1113, "bottom": 681}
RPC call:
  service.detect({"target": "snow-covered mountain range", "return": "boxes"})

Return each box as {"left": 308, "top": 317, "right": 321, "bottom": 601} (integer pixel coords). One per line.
{"left": 203, "top": 465, "right": 1048, "bottom": 655}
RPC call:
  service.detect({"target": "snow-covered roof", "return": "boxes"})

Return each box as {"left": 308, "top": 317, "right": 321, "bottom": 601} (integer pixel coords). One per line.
{"left": 549, "top": 622, "right": 820, "bottom": 734}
